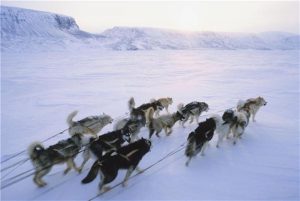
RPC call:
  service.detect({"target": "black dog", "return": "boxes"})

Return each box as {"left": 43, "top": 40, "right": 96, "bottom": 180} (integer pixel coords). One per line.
{"left": 185, "top": 118, "right": 216, "bottom": 166}
{"left": 81, "top": 138, "right": 152, "bottom": 192}
{"left": 78, "top": 126, "right": 133, "bottom": 172}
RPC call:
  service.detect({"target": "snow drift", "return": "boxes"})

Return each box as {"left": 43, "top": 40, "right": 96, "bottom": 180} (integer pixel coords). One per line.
{"left": 1, "top": 6, "right": 299, "bottom": 52}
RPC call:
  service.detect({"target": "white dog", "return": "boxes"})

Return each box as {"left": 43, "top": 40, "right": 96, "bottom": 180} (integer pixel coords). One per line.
{"left": 211, "top": 109, "right": 236, "bottom": 147}
{"left": 67, "top": 111, "right": 113, "bottom": 137}
{"left": 237, "top": 96, "right": 267, "bottom": 122}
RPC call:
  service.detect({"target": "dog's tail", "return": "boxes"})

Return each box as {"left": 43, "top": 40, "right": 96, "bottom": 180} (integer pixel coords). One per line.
{"left": 81, "top": 160, "right": 100, "bottom": 184}
{"left": 128, "top": 97, "right": 135, "bottom": 112}
{"left": 185, "top": 133, "right": 196, "bottom": 157}
{"left": 66, "top": 110, "right": 78, "bottom": 126}
{"left": 28, "top": 142, "right": 44, "bottom": 160}
{"left": 144, "top": 107, "right": 155, "bottom": 127}
{"left": 236, "top": 100, "right": 246, "bottom": 111}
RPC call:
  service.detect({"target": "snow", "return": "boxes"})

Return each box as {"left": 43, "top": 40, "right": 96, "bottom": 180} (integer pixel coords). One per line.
{"left": 1, "top": 48, "right": 299, "bottom": 200}
{"left": 1, "top": 5, "right": 299, "bottom": 201}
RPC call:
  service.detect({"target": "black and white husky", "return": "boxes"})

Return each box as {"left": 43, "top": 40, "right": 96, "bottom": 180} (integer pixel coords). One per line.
{"left": 230, "top": 108, "right": 251, "bottom": 145}
{"left": 213, "top": 109, "right": 236, "bottom": 147}
{"left": 114, "top": 117, "right": 145, "bottom": 142}
{"left": 81, "top": 138, "right": 151, "bottom": 192}
{"left": 178, "top": 101, "right": 209, "bottom": 127}
{"left": 28, "top": 134, "right": 88, "bottom": 187}
{"left": 67, "top": 111, "right": 113, "bottom": 137}
{"left": 185, "top": 118, "right": 216, "bottom": 166}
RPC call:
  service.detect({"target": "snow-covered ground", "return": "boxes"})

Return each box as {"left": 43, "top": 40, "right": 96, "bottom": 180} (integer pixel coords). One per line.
{"left": 1, "top": 49, "right": 299, "bottom": 200}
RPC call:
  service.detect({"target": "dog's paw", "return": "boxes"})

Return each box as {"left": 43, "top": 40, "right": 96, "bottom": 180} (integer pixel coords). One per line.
{"left": 78, "top": 168, "right": 83, "bottom": 174}
{"left": 101, "top": 186, "right": 111, "bottom": 192}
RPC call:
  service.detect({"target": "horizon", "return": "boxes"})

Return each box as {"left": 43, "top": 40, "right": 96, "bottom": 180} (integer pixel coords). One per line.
{"left": 1, "top": 1, "right": 299, "bottom": 34}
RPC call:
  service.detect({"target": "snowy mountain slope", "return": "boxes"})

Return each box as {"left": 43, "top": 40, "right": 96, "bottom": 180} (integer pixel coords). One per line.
{"left": 1, "top": 6, "right": 299, "bottom": 51}
{"left": 0, "top": 6, "right": 105, "bottom": 52}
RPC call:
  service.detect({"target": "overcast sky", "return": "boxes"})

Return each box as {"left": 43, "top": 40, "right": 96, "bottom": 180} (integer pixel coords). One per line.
{"left": 1, "top": 1, "right": 299, "bottom": 34}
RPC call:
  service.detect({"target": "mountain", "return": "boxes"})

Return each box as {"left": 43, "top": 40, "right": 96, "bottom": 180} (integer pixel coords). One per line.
{"left": 1, "top": 6, "right": 299, "bottom": 51}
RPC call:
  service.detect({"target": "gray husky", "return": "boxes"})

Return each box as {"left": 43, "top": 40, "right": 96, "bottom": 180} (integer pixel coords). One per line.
{"left": 145, "top": 107, "right": 185, "bottom": 138}
{"left": 67, "top": 111, "right": 113, "bottom": 137}
{"left": 177, "top": 101, "right": 209, "bottom": 127}
{"left": 28, "top": 134, "right": 87, "bottom": 187}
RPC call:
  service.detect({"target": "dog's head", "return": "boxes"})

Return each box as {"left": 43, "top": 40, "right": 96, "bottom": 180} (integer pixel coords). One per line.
{"left": 157, "top": 101, "right": 164, "bottom": 111}
{"left": 201, "top": 102, "right": 209, "bottom": 112}
{"left": 122, "top": 127, "right": 132, "bottom": 143}
{"left": 102, "top": 113, "right": 114, "bottom": 124}
{"left": 258, "top": 96, "right": 267, "bottom": 106}
{"left": 141, "top": 137, "right": 152, "bottom": 150}
{"left": 167, "top": 97, "right": 173, "bottom": 104}
{"left": 176, "top": 111, "right": 186, "bottom": 121}
{"left": 71, "top": 133, "right": 83, "bottom": 146}
{"left": 222, "top": 109, "right": 235, "bottom": 123}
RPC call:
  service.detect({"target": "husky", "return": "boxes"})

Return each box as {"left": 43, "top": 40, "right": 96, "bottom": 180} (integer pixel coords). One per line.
{"left": 237, "top": 96, "right": 267, "bottom": 122}
{"left": 79, "top": 125, "right": 135, "bottom": 172}
{"left": 177, "top": 101, "right": 209, "bottom": 127}
{"left": 67, "top": 111, "right": 113, "bottom": 137}
{"left": 28, "top": 134, "right": 87, "bottom": 187}
{"left": 128, "top": 97, "right": 163, "bottom": 122}
{"left": 145, "top": 107, "right": 185, "bottom": 138}
{"left": 114, "top": 117, "right": 145, "bottom": 142}
{"left": 230, "top": 108, "right": 251, "bottom": 145}
{"left": 81, "top": 138, "right": 152, "bottom": 192}
{"left": 212, "top": 109, "right": 236, "bottom": 148}
{"left": 185, "top": 118, "right": 216, "bottom": 166}
{"left": 150, "top": 97, "right": 173, "bottom": 116}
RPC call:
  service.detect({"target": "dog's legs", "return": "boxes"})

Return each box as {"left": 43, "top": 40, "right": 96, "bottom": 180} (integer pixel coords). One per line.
{"left": 79, "top": 149, "right": 90, "bottom": 173}
{"left": 252, "top": 111, "right": 257, "bottom": 122}
{"left": 155, "top": 110, "right": 160, "bottom": 117}
{"left": 163, "top": 126, "right": 168, "bottom": 135}
{"left": 182, "top": 118, "right": 188, "bottom": 128}
{"left": 34, "top": 167, "right": 51, "bottom": 187}
{"left": 168, "top": 127, "right": 173, "bottom": 135}
{"left": 122, "top": 166, "right": 134, "bottom": 187}
{"left": 165, "top": 106, "right": 170, "bottom": 114}
{"left": 216, "top": 133, "right": 223, "bottom": 148}
{"left": 149, "top": 128, "right": 155, "bottom": 139}
{"left": 98, "top": 170, "right": 111, "bottom": 193}
{"left": 189, "top": 115, "right": 194, "bottom": 124}
{"left": 201, "top": 142, "right": 208, "bottom": 156}
{"left": 195, "top": 114, "right": 200, "bottom": 124}
{"left": 64, "top": 158, "right": 80, "bottom": 174}
{"left": 185, "top": 157, "right": 192, "bottom": 167}
{"left": 135, "top": 166, "right": 144, "bottom": 174}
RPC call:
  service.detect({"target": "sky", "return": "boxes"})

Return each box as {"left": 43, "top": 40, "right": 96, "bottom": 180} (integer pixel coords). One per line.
{"left": 1, "top": 1, "right": 299, "bottom": 34}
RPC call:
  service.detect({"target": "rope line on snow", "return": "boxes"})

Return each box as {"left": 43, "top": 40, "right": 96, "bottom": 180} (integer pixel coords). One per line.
{"left": 1, "top": 106, "right": 234, "bottom": 191}
{"left": 1, "top": 113, "right": 129, "bottom": 165}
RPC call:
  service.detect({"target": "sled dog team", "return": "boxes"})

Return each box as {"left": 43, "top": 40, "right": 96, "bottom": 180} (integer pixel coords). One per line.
{"left": 28, "top": 96, "right": 267, "bottom": 192}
